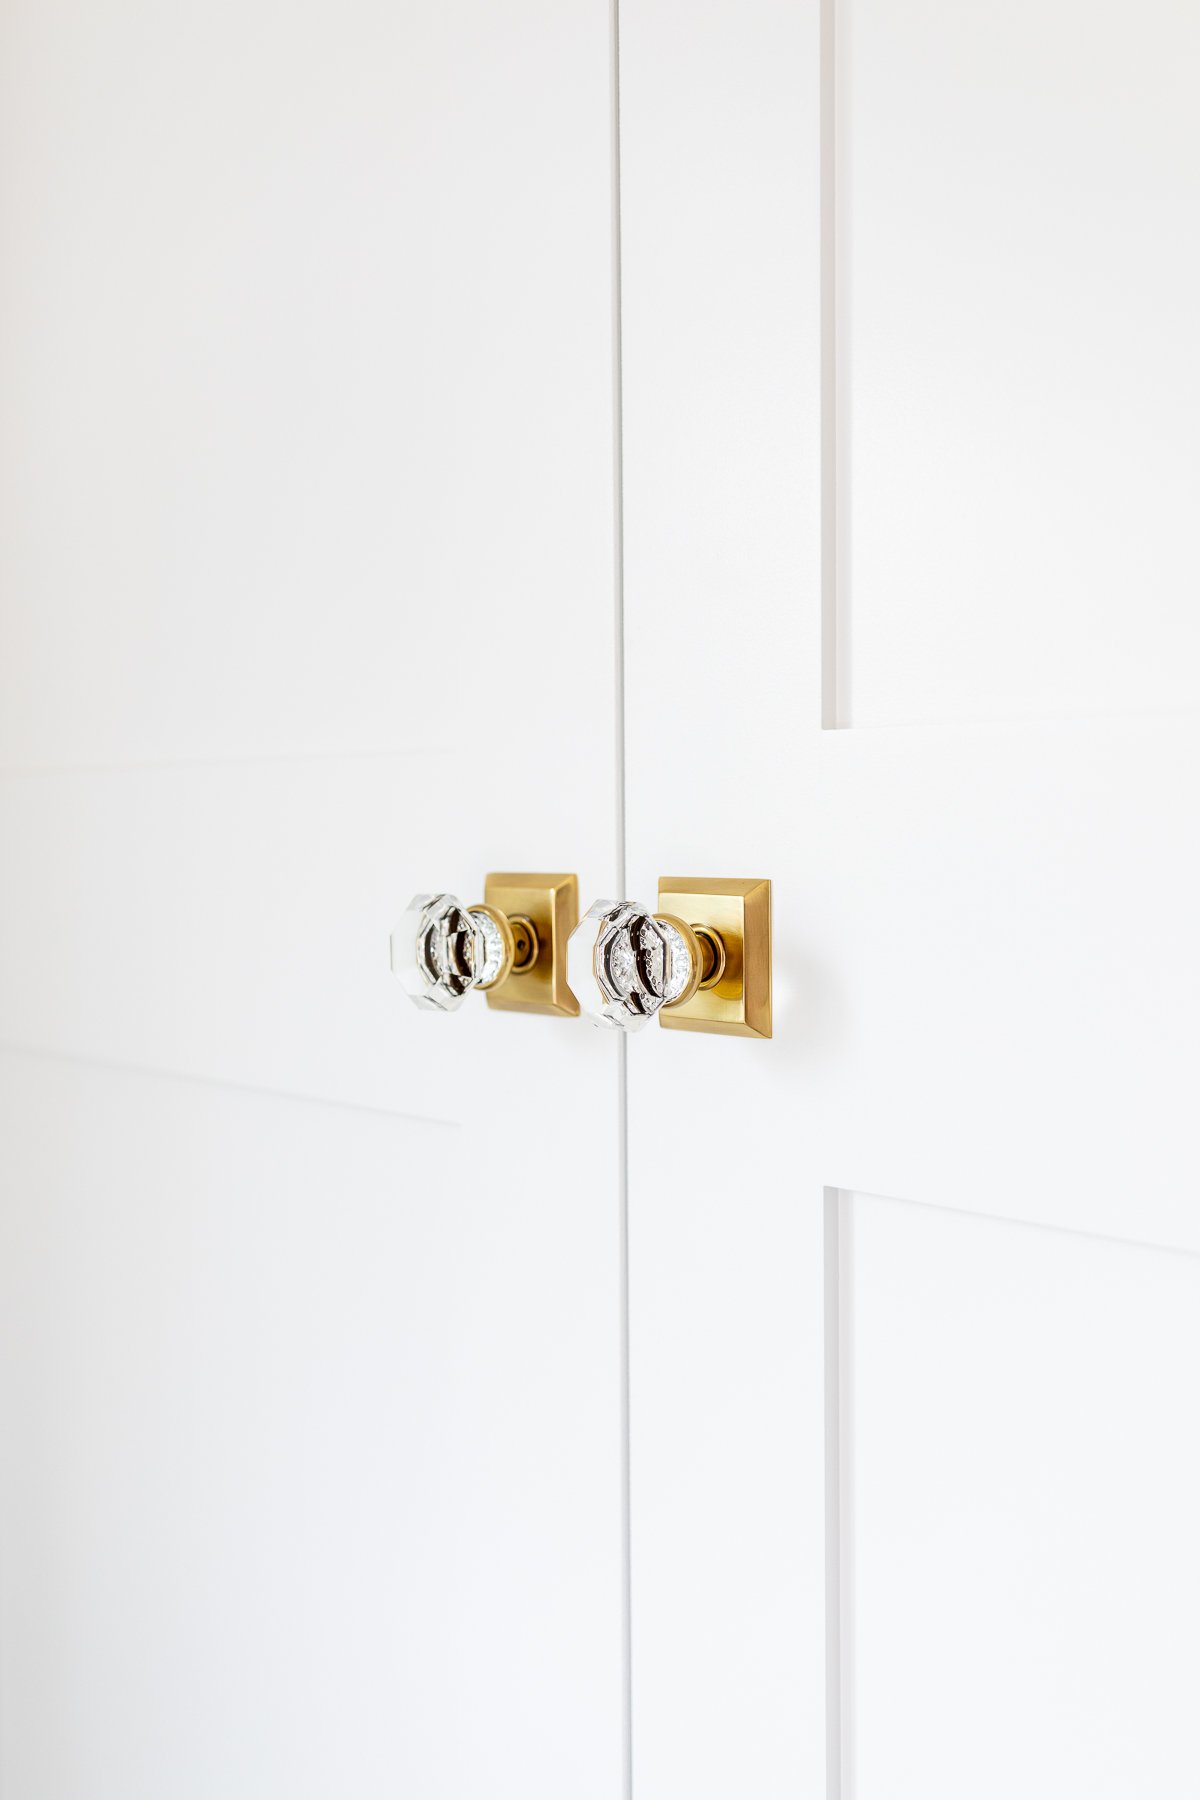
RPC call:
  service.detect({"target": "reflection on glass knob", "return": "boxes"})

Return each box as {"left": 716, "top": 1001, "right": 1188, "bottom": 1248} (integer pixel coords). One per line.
{"left": 567, "top": 898, "right": 722, "bottom": 1032}
{"left": 391, "top": 892, "right": 533, "bottom": 1013}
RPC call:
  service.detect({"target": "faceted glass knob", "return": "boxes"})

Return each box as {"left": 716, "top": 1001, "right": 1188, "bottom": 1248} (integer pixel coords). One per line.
{"left": 391, "top": 892, "right": 514, "bottom": 1013}
{"left": 567, "top": 899, "right": 702, "bottom": 1032}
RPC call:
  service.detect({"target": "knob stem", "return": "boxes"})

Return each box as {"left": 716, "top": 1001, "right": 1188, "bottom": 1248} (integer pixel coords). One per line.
{"left": 692, "top": 924, "right": 726, "bottom": 991}
{"left": 508, "top": 914, "right": 539, "bottom": 974}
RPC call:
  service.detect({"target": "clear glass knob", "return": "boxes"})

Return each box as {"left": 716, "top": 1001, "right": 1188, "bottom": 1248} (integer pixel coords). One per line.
{"left": 390, "top": 892, "right": 515, "bottom": 1013}
{"left": 567, "top": 899, "right": 702, "bottom": 1032}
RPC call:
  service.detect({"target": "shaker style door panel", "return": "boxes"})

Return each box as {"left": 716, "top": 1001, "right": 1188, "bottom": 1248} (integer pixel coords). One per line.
{"left": 837, "top": 1191, "right": 1200, "bottom": 1800}
{"left": 832, "top": 0, "right": 1200, "bottom": 728}
{"left": 0, "top": 0, "right": 616, "bottom": 774}
{"left": 618, "top": 1, "right": 1200, "bottom": 1796}
{"left": 0, "top": 1051, "right": 621, "bottom": 1798}
{"left": 0, "top": 3, "right": 625, "bottom": 1795}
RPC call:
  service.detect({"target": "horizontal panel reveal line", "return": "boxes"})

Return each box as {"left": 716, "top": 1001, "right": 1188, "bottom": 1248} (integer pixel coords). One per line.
{"left": 0, "top": 1041, "right": 458, "bottom": 1131}
{"left": 0, "top": 744, "right": 452, "bottom": 781}
{"left": 842, "top": 1185, "right": 1200, "bottom": 1264}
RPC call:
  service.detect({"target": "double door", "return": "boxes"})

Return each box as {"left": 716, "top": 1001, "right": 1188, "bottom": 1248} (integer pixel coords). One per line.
{"left": 1, "top": 2, "right": 1198, "bottom": 1796}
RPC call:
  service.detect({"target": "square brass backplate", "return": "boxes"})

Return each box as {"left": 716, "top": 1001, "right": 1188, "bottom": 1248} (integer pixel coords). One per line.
{"left": 657, "top": 877, "right": 772, "bottom": 1038}
{"left": 483, "top": 872, "right": 580, "bottom": 1018}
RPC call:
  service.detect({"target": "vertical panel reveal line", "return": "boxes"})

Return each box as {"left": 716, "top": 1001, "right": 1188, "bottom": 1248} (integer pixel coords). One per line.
{"left": 609, "top": 6, "right": 633, "bottom": 1800}
{"left": 820, "top": 0, "right": 846, "bottom": 729}
{"left": 825, "top": 1189, "right": 855, "bottom": 1798}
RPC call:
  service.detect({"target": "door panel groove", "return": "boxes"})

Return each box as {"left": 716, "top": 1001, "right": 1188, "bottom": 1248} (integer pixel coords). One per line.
{"left": 0, "top": 1042, "right": 459, "bottom": 1131}
{"left": 0, "top": 745, "right": 451, "bottom": 781}
{"left": 824, "top": 1189, "right": 854, "bottom": 1800}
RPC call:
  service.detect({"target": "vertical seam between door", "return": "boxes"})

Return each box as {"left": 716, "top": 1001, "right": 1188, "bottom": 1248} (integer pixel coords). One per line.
{"left": 609, "top": 4, "right": 633, "bottom": 1798}
{"left": 611, "top": 0, "right": 627, "bottom": 902}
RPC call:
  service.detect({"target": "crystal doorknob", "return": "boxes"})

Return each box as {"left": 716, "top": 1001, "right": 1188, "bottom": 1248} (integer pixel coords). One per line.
{"left": 567, "top": 899, "right": 724, "bottom": 1032}
{"left": 390, "top": 873, "right": 581, "bottom": 1019}
{"left": 391, "top": 892, "right": 534, "bottom": 1013}
{"left": 568, "top": 877, "right": 773, "bottom": 1038}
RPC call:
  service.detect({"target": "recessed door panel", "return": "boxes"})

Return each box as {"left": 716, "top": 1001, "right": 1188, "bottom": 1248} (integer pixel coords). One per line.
{"left": 0, "top": 1051, "right": 624, "bottom": 1797}
{"left": 832, "top": 0, "right": 1200, "bottom": 727}
{"left": 836, "top": 1189, "right": 1200, "bottom": 1798}
{"left": 0, "top": 0, "right": 615, "bottom": 774}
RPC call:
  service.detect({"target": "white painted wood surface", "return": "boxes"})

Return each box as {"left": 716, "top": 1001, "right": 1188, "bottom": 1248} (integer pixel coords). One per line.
{"left": 842, "top": 1190, "right": 1200, "bottom": 1800}
{"left": 5, "top": 0, "right": 1200, "bottom": 1794}
{"left": 834, "top": 0, "right": 1200, "bottom": 728}
{"left": 620, "top": 1, "right": 1200, "bottom": 1795}
{"left": 0, "top": 2, "right": 626, "bottom": 1793}
{"left": 0, "top": 1051, "right": 619, "bottom": 1797}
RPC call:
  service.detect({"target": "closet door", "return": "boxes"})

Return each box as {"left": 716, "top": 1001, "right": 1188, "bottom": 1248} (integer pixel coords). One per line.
{"left": 0, "top": 4, "right": 625, "bottom": 1794}
{"left": 618, "top": 2, "right": 1200, "bottom": 1795}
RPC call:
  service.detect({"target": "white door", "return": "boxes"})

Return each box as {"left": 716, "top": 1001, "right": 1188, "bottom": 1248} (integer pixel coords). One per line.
{"left": 618, "top": 3, "right": 1200, "bottom": 1797}
{"left": 4, "top": 3, "right": 1199, "bottom": 1798}
{"left": 0, "top": 4, "right": 627, "bottom": 1795}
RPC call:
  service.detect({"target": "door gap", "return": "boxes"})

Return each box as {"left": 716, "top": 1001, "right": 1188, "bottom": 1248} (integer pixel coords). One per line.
{"left": 610, "top": 7, "right": 633, "bottom": 1799}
